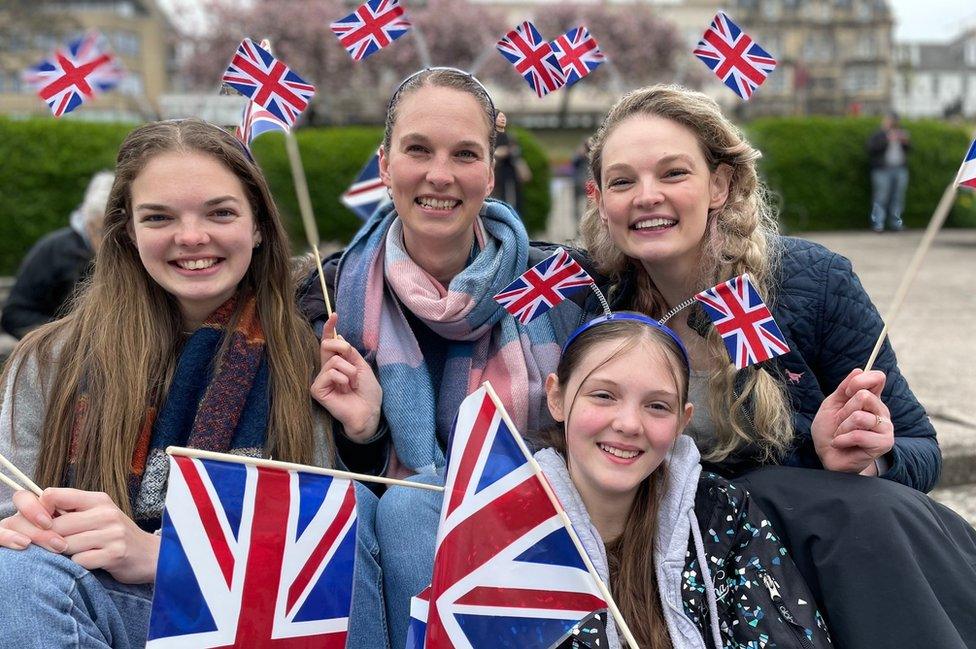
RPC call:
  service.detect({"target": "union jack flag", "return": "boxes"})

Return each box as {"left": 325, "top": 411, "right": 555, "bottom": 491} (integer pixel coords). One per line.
{"left": 494, "top": 248, "right": 593, "bottom": 325}
{"left": 341, "top": 147, "right": 390, "bottom": 220}
{"left": 221, "top": 38, "right": 315, "bottom": 127}
{"left": 146, "top": 455, "right": 357, "bottom": 648}
{"left": 424, "top": 386, "right": 608, "bottom": 648}
{"left": 958, "top": 138, "right": 976, "bottom": 190}
{"left": 330, "top": 0, "right": 412, "bottom": 62}
{"left": 405, "top": 586, "right": 431, "bottom": 649}
{"left": 693, "top": 11, "right": 777, "bottom": 100}
{"left": 23, "top": 31, "right": 125, "bottom": 117}
{"left": 550, "top": 26, "right": 606, "bottom": 87}
{"left": 235, "top": 100, "right": 289, "bottom": 147}
{"left": 496, "top": 21, "right": 566, "bottom": 98}
{"left": 694, "top": 273, "right": 790, "bottom": 370}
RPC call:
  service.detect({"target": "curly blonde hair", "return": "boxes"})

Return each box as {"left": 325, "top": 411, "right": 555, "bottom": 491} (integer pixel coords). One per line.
{"left": 580, "top": 84, "right": 792, "bottom": 463}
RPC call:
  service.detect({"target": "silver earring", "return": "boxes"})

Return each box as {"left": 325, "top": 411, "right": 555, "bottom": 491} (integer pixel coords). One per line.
{"left": 386, "top": 187, "right": 393, "bottom": 200}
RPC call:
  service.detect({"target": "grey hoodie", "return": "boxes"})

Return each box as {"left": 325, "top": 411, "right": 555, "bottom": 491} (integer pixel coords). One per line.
{"left": 535, "top": 435, "right": 723, "bottom": 649}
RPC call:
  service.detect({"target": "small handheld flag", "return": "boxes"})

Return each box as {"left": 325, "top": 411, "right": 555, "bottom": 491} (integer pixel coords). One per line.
{"left": 694, "top": 273, "right": 790, "bottom": 369}
{"left": 424, "top": 386, "right": 609, "bottom": 648}
{"left": 147, "top": 454, "right": 357, "bottom": 647}
{"left": 221, "top": 38, "right": 315, "bottom": 127}
{"left": 330, "top": 0, "right": 412, "bottom": 62}
{"left": 23, "top": 31, "right": 125, "bottom": 117}
{"left": 550, "top": 26, "right": 606, "bottom": 87}
{"left": 341, "top": 147, "right": 391, "bottom": 220}
{"left": 958, "top": 138, "right": 976, "bottom": 190}
{"left": 235, "top": 100, "right": 289, "bottom": 146}
{"left": 496, "top": 21, "right": 566, "bottom": 98}
{"left": 494, "top": 248, "right": 594, "bottom": 324}
{"left": 693, "top": 11, "right": 777, "bottom": 101}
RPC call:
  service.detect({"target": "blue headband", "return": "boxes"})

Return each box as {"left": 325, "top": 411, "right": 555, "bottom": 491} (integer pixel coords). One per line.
{"left": 561, "top": 312, "right": 691, "bottom": 371}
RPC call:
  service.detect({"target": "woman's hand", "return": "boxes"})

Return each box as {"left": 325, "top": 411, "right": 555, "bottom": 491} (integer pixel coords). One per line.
{"left": 812, "top": 369, "right": 894, "bottom": 475}
{"left": 0, "top": 488, "right": 160, "bottom": 584}
{"left": 311, "top": 313, "right": 383, "bottom": 442}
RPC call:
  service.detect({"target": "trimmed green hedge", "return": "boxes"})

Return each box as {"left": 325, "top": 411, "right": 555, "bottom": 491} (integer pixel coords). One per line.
{"left": 0, "top": 118, "right": 552, "bottom": 275}
{"left": 747, "top": 117, "right": 976, "bottom": 231}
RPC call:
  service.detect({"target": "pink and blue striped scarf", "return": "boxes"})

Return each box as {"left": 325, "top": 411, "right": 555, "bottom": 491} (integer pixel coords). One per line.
{"left": 336, "top": 200, "right": 560, "bottom": 475}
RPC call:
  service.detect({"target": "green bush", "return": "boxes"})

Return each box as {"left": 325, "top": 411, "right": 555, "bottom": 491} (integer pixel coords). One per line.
{"left": 0, "top": 118, "right": 552, "bottom": 275}
{"left": 747, "top": 116, "right": 976, "bottom": 231}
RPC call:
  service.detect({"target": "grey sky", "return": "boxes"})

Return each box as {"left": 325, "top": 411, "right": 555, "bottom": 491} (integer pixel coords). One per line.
{"left": 158, "top": 1, "right": 976, "bottom": 44}
{"left": 888, "top": 0, "right": 976, "bottom": 42}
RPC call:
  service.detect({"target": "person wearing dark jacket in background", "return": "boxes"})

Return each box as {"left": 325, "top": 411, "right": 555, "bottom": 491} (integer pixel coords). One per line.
{"left": 1, "top": 171, "right": 114, "bottom": 339}
{"left": 866, "top": 112, "right": 910, "bottom": 232}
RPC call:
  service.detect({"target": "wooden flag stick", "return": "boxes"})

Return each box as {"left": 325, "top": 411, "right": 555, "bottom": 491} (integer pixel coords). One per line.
{"left": 864, "top": 179, "right": 958, "bottom": 371}
{"left": 0, "top": 471, "right": 27, "bottom": 494}
{"left": 482, "top": 382, "right": 641, "bottom": 649}
{"left": 284, "top": 130, "right": 334, "bottom": 321}
{"left": 0, "top": 451, "right": 43, "bottom": 497}
{"left": 166, "top": 446, "right": 445, "bottom": 492}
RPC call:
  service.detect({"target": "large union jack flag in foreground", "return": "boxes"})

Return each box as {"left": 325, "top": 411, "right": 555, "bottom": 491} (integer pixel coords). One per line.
{"left": 423, "top": 386, "right": 608, "bottom": 648}
{"left": 494, "top": 248, "right": 593, "bottom": 325}
{"left": 146, "top": 455, "right": 357, "bottom": 648}
{"left": 331, "top": 0, "right": 412, "bottom": 62}
{"left": 958, "top": 138, "right": 976, "bottom": 190}
{"left": 23, "top": 31, "right": 125, "bottom": 117}
{"left": 693, "top": 11, "right": 777, "bottom": 100}
{"left": 497, "top": 22, "right": 566, "bottom": 98}
{"left": 694, "top": 273, "right": 790, "bottom": 369}
{"left": 341, "top": 147, "right": 391, "bottom": 220}
{"left": 222, "top": 39, "right": 315, "bottom": 127}
{"left": 550, "top": 26, "right": 606, "bottom": 87}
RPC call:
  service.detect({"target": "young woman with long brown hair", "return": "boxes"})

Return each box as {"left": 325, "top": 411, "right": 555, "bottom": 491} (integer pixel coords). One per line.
{"left": 0, "top": 119, "right": 385, "bottom": 647}
{"left": 581, "top": 85, "right": 976, "bottom": 648}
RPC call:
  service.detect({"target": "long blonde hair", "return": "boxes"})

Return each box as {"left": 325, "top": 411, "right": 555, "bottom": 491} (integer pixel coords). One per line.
{"left": 580, "top": 85, "right": 792, "bottom": 463}
{"left": 536, "top": 319, "right": 689, "bottom": 649}
{"left": 1, "top": 119, "right": 326, "bottom": 515}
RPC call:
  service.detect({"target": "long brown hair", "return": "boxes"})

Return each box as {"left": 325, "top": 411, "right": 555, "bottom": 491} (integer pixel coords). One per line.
{"left": 580, "top": 84, "right": 792, "bottom": 463}
{"left": 537, "top": 318, "right": 689, "bottom": 649}
{"left": 1, "top": 119, "right": 326, "bottom": 516}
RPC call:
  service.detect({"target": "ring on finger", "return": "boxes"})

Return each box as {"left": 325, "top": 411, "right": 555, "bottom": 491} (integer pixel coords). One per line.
{"left": 874, "top": 414, "right": 888, "bottom": 429}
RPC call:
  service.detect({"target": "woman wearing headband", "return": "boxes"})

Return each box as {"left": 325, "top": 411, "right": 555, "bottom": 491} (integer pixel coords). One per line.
{"left": 581, "top": 85, "right": 976, "bottom": 647}
{"left": 536, "top": 313, "right": 829, "bottom": 649}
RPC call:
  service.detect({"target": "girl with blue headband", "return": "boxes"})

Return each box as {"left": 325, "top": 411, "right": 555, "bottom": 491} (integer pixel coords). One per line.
{"left": 536, "top": 312, "right": 829, "bottom": 648}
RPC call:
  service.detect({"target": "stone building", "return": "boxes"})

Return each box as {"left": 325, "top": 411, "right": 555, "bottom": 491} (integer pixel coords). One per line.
{"left": 892, "top": 29, "right": 976, "bottom": 119}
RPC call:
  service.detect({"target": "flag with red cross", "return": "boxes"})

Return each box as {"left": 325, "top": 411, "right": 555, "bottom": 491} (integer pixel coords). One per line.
{"left": 550, "top": 26, "right": 606, "bottom": 87}
{"left": 221, "top": 38, "right": 316, "bottom": 127}
{"left": 496, "top": 21, "right": 566, "bottom": 98}
{"left": 494, "top": 248, "right": 593, "bottom": 325}
{"left": 23, "top": 31, "right": 125, "bottom": 117}
{"left": 330, "top": 0, "right": 412, "bottom": 62}
{"left": 693, "top": 11, "right": 777, "bottom": 100}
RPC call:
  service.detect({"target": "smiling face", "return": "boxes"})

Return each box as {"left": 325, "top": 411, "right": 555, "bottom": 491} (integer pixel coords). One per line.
{"left": 129, "top": 150, "right": 260, "bottom": 329}
{"left": 546, "top": 335, "right": 692, "bottom": 508}
{"left": 595, "top": 114, "right": 730, "bottom": 278}
{"left": 379, "top": 85, "right": 495, "bottom": 257}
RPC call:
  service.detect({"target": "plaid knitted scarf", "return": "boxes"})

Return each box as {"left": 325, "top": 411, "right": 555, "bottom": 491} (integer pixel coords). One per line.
{"left": 69, "top": 292, "right": 268, "bottom": 529}
{"left": 336, "top": 200, "right": 561, "bottom": 475}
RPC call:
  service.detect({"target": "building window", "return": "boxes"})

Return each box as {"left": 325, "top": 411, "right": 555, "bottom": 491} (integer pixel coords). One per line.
{"left": 108, "top": 30, "right": 140, "bottom": 58}
{"left": 846, "top": 67, "right": 879, "bottom": 92}
{"left": 762, "top": 0, "right": 782, "bottom": 20}
{"left": 855, "top": 34, "right": 877, "bottom": 59}
{"left": 803, "top": 35, "right": 834, "bottom": 62}
{"left": 966, "top": 41, "right": 976, "bottom": 67}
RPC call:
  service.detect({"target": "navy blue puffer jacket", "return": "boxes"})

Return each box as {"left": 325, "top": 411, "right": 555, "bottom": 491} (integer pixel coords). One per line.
{"left": 606, "top": 236, "right": 941, "bottom": 492}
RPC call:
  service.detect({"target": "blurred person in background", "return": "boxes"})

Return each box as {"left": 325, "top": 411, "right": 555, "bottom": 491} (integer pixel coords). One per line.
{"left": 1, "top": 171, "right": 114, "bottom": 339}
{"left": 866, "top": 112, "right": 910, "bottom": 233}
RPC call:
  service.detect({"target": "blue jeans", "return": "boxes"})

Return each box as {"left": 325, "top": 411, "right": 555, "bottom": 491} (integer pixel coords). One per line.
{"left": 0, "top": 484, "right": 386, "bottom": 648}
{"left": 0, "top": 545, "right": 153, "bottom": 647}
{"left": 373, "top": 472, "right": 444, "bottom": 649}
{"left": 870, "top": 166, "right": 909, "bottom": 230}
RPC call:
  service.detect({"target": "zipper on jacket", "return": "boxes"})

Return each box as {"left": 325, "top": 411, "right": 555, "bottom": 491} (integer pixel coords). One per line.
{"left": 760, "top": 570, "right": 817, "bottom": 647}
